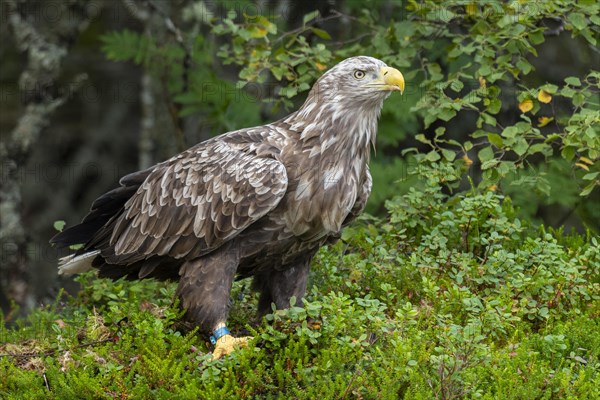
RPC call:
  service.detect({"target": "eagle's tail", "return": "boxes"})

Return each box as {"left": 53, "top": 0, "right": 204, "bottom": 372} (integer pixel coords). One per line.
{"left": 49, "top": 185, "right": 136, "bottom": 248}
{"left": 51, "top": 168, "right": 154, "bottom": 275}
{"left": 50, "top": 168, "right": 152, "bottom": 249}
{"left": 58, "top": 250, "right": 100, "bottom": 276}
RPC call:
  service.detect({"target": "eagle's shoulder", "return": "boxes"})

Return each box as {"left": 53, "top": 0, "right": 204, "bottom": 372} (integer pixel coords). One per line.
{"left": 218, "top": 123, "right": 298, "bottom": 158}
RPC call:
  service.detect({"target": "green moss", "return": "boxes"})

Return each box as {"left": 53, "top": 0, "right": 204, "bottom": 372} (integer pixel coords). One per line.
{"left": 2, "top": 187, "right": 598, "bottom": 398}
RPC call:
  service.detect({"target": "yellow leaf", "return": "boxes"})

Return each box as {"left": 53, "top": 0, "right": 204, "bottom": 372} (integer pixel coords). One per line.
{"left": 315, "top": 62, "right": 327, "bottom": 71}
{"left": 466, "top": 3, "right": 477, "bottom": 16}
{"left": 579, "top": 156, "right": 594, "bottom": 165}
{"left": 245, "top": 26, "right": 268, "bottom": 39}
{"left": 538, "top": 90, "right": 552, "bottom": 103}
{"left": 479, "top": 76, "right": 486, "bottom": 89}
{"left": 537, "top": 116, "right": 554, "bottom": 127}
{"left": 518, "top": 99, "right": 533, "bottom": 113}
{"left": 575, "top": 163, "right": 590, "bottom": 171}
{"left": 462, "top": 154, "right": 473, "bottom": 166}
{"left": 487, "top": 184, "right": 498, "bottom": 192}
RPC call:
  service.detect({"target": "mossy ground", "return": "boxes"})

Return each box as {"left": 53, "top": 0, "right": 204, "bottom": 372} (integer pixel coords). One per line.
{"left": 2, "top": 189, "right": 599, "bottom": 399}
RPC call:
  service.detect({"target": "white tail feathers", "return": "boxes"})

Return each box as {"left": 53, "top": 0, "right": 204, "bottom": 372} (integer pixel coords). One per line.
{"left": 58, "top": 251, "right": 100, "bottom": 276}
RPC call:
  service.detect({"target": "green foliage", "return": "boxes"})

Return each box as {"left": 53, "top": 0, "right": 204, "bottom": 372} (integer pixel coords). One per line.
{"left": 101, "top": 29, "right": 158, "bottom": 65}
{"left": 376, "top": 1, "right": 600, "bottom": 201}
{"left": 212, "top": 9, "right": 334, "bottom": 109}
{"left": 100, "top": 1, "right": 598, "bottom": 225}
{"left": 28, "top": 4, "right": 596, "bottom": 396}
{"left": 101, "top": 27, "right": 262, "bottom": 138}
{"left": 3, "top": 177, "right": 599, "bottom": 398}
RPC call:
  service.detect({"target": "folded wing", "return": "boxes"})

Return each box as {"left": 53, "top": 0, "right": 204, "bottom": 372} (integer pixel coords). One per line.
{"left": 87, "top": 140, "right": 288, "bottom": 265}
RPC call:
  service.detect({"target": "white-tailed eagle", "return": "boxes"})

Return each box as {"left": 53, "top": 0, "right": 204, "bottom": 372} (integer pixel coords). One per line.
{"left": 51, "top": 56, "right": 404, "bottom": 358}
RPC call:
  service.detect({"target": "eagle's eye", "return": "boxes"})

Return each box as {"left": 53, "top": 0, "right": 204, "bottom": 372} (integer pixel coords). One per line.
{"left": 353, "top": 70, "right": 366, "bottom": 80}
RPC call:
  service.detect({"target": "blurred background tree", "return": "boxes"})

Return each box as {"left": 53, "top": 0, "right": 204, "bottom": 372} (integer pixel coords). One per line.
{"left": 0, "top": 0, "right": 598, "bottom": 317}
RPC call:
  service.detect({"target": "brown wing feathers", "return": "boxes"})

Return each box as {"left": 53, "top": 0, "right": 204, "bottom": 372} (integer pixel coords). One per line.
{"left": 50, "top": 167, "right": 154, "bottom": 250}
{"left": 83, "top": 139, "right": 288, "bottom": 267}
{"left": 52, "top": 128, "right": 289, "bottom": 280}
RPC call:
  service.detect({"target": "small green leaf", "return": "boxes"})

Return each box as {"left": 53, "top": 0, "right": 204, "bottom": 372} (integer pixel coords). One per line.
{"left": 564, "top": 77, "right": 582, "bottom": 86}
{"left": 481, "top": 159, "right": 499, "bottom": 170}
{"left": 245, "top": 25, "right": 269, "bottom": 39}
{"left": 573, "top": 93, "right": 585, "bottom": 106}
{"left": 581, "top": 29, "right": 597, "bottom": 45}
{"left": 450, "top": 80, "right": 464, "bottom": 92}
{"left": 502, "top": 126, "right": 519, "bottom": 139}
{"left": 438, "top": 109, "right": 456, "bottom": 122}
{"left": 580, "top": 181, "right": 596, "bottom": 196}
{"left": 310, "top": 27, "right": 332, "bottom": 40}
{"left": 561, "top": 87, "right": 576, "bottom": 98}
{"left": 487, "top": 133, "right": 504, "bottom": 148}
{"left": 441, "top": 148, "right": 456, "bottom": 161}
{"left": 479, "top": 64, "right": 492, "bottom": 77}
{"left": 561, "top": 146, "right": 576, "bottom": 161}
{"left": 516, "top": 58, "right": 533, "bottom": 75}
{"left": 415, "top": 134, "right": 431, "bottom": 145}
{"left": 303, "top": 10, "right": 320, "bottom": 25}
{"left": 480, "top": 112, "right": 497, "bottom": 127}
{"left": 541, "top": 84, "right": 559, "bottom": 94}
{"left": 54, "top": 220, "right": 66, "bottom": 232}
{"left": 513, "top": 138, "right": 529, "bottom": 156}
{"left": 478, "top": 146, "right": 495, "bottom": 163}
{"left": 568, "top": 12, "right": 588, "bottom": 30}
{"left": 528, "top": 143, "right": 549, "bottom": 155}
{"left": 425, "top": 150, "right": 441, "bottom": 162}
{"left": 529, "top": 30, "right": 545, "bottom": 45}
{"left": 544, "top": 134, "right": 561, "bottom": 143}
{"left": 483, "top": 168, "right": 499, "bottom": 181}
{"left": 487, "top": 98, "right": 502, "bottom": 115}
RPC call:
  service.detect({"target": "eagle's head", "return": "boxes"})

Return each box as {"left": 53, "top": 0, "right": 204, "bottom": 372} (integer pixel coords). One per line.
{"left": 288, "top": 56, "right": 404, "bottom": 152}
{"left": 308, "top": 56, "right": 405, "bottom": 109}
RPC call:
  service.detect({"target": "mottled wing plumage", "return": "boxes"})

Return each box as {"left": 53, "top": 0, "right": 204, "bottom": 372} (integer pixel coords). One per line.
{"left": 94, "top": 137, "right": 288, "bottom": 265}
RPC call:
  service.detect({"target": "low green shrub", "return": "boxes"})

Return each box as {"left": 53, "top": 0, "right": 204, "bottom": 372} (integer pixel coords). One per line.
{"left": 2, "top": 184, "right": 598, "bottom": 399}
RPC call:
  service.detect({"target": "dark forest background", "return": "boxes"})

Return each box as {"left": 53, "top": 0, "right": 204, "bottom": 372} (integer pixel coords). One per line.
{"left": 1, "top": 0, "right": 598, "bottom": 317}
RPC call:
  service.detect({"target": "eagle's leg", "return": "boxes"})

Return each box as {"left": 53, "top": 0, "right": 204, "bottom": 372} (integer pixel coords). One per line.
{"left": 176, "top": 243, "right": 249, "bottom": 359}
{"left": 254, "top": 253, "right": 314, "bottom": 316}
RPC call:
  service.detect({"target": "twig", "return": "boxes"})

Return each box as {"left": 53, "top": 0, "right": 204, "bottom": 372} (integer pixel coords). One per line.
{"left": 122, "top": 0, "right": 150, "bottom": 21}
{"left": 273, "top": 10, "right": 347, "bottom": 46}
{"left": 0, "top": 337, "right": 118, "bottom": 360}
{"left": 329, "top": 33, "right": 373, "bottom": 48}
{"left": 1, "top": 317, "right": 128, "bottom": 360}
{"left": 339, "top": 367, "right": 362, "bottom": 400}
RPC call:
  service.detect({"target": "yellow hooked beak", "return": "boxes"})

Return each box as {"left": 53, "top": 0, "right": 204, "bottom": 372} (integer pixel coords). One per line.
{"left": 365, "top": 66, "right": 405, "bottom": 94}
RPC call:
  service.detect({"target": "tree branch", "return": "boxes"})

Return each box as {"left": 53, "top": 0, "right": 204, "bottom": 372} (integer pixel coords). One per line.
{"left": 0, "top": 0, "right": 93, "bottom": 314}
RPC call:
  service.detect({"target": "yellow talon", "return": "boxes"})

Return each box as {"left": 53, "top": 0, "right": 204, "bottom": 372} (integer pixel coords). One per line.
{"left": 211, "top": 334, "right": 251, "bottom": 360}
